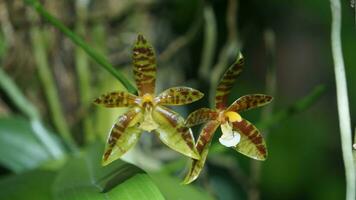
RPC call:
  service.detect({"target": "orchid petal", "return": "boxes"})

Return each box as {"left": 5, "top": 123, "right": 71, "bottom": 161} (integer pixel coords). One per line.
{"left": 94, "top": 91, "right": 138, "bottom": 108}
{"left": 227, "top": 94, "right": 273, "bottom": 112}
{"left": 152, "top": 106, "right": 200, "bottom": 159}
{"left": 215, "top": 53, "right": 244, "bottom": 110}
{"left": 182, "top": 120, "right": 220, "bottom": 184}
{"left": 102, "top": 107, "right": 143, "bottom": 166}
{"left": 155, "top": 87, "right": 204, "bottom": 105}
{"left": 231, "top": 119, "right": 267, "bottom": 160}
{"left": 132, "top": 34, "right": 157, "bottom": 96}
{"left": 185, "top": 108, "right": 218, "bottom": 127}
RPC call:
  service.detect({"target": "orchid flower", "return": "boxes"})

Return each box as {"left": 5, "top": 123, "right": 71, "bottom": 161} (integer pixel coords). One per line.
{"left": 94, "top": 34, "right": 204, "bottom": 166}
{"left": 183, "top": 53, "right": 273, "bottom": 184}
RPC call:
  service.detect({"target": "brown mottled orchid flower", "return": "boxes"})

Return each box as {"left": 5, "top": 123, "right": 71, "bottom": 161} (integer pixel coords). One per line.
{"left": 94, "top": 34, "right": 204, "bottom": 166}
{"left": 183, "top": 54, "right": 273, "bottom": 184}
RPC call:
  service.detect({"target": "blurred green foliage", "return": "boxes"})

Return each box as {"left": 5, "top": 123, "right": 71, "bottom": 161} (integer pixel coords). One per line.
{"left": 0, "top": 117, "right": 53, "bottom": 172}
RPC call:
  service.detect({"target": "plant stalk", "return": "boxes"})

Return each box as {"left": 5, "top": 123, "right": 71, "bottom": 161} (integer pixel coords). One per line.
{"left": 75, "top": 0, "right": 95, "bottom": 144}
{"left": 209, "top": 0, "right": 239, "bottom": 107}
{"left": 329, "top": 0, "right": 355, "bottom": 199}
{"left": 30, "top": 24, "right": 78, "bottom": 152}
{"left": 248, "top": 29, "right": 277, "bottom": 200}
{"left": 198, "top": 5, "right": 217, "bottom": 81}
{"left": 258, "top": 85, "right": 326, "bottom": 130}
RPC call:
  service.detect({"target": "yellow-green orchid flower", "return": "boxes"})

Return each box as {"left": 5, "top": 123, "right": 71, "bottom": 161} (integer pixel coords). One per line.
{"left": 94, "top": 34, "right": 203, "bottom": 166}
{"left": 183, "top": 53, "right": 273, "bottom": 184}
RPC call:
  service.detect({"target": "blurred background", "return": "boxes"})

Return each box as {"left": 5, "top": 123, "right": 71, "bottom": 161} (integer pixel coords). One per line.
{"left": 0, "top": 0, "right": 355, "bottom": 199}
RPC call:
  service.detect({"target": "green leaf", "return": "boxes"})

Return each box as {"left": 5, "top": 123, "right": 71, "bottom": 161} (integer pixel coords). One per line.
{"left": 0, "top": 117, "right": 54, "bottom": 173}
{"left": 0, "top": 170, "right": 56, "bottom": 200}
{"left": 150, "top": 172, "right": 215, "bottom": 200}
{"left": 53, "top": 143, "right": 165, "bottom": 200}
{"left": 0, "top": 68, "right": 65, "bottom": 159}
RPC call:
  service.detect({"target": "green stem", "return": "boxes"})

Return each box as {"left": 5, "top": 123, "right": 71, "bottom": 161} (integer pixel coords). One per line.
{"left": 91, "top": 24, "right": 112, "bottom": 139}
{"left": 329, "top": 0, "right": 355, "bottom": 199}
{"left": 159, "top": 2, "right": 203, "bottom": 63}
{"left": 75, "top": 0, "right": 95, "bottom": 144}
{"left": 261, "top": 29, "right": 277, "bottom": 124}
{"left": 198, "top": 5, "right": 217, "bottom": 81}
{"left": 0, "top": 70, "right": 38, "bottom": 120}
{"left": 248, "top": 29, "right": 277, "bottom": 200}
{"left": 209, "top": 0, "right": 239, "bottom": 106}
{"left": 258, "top": 85, "right": 326, "bottom": 130}
{"left": 354, "top": 128, "right": 356, "bottom": 170}
{"left": 30, "top": 25, "right": 78, "bottom": 152}
{"left": 24, "top": 0, "right": 136, "bottom": 94}
{"left": 354, "top": 127, "right": 356, "bottom": 149}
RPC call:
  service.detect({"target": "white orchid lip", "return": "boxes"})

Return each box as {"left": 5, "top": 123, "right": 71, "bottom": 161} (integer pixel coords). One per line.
{"left": 219, "top": 122, "right": 241, "bottom": 147}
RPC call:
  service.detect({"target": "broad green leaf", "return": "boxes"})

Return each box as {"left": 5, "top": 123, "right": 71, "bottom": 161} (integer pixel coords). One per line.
{"left": 150, "top": 172, "right": 215, "bottom": 200}
{"left": 0, "top": 170, "right": 56, "bottom": 200}
{"left": 0, "top": 117, "right": 53, "bottom": 172}
{"left": 0, "top": 67, "right": 64, "bottom": 158}
{"left": 53, "top": 143, "right": 164, "bottom": 200}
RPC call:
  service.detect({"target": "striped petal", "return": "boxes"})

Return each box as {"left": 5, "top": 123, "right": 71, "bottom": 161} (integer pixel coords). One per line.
{"left": 152, "top": 106, "right": 200, "bottom": 159}
{"left": 215, "top": 53, "right": 244, "bottom": 110}
{"left": 94, "top": 91, "right": 138, "bottom": 108}
{"left": 182, "top": 120, "right": 220, "bottom": 184}
{"left": 132, "top": 34, "right": 157, "bottom": 96}
{"left": 102, "top": 107, "right": 143, "bottom": 166}
{"left": 227, "top": 94, "right": 273, "bottom": 112}
{"left": 185, "top": 108, "right": 218, "bottom": 127}
{"left": 231, "top": 119, "right": 267, "bottom": 160}
{"left": 155, "top": 87, "right": 204, "bottom": 106}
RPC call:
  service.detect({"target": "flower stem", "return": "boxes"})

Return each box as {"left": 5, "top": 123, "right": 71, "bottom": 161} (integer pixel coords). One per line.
{"left": 258, "top": 85, "right": 326, "bottom": 130}
{"left": 248, "top": 29, "right": 277, "bottom": 200}
{"left": 329, "top": 0, "right": 356, "bottom": 199}
{"left": 30, "top": 23, "right": 78, "bottom": 152}
{"left": 198, "top": 5, "right": 217, "bottom": 81}
{"left": 75, "top": 0, "right": 95, "bottom": 144}
{"left": 209, "top": 0, "right": 239, "bottom": 106}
